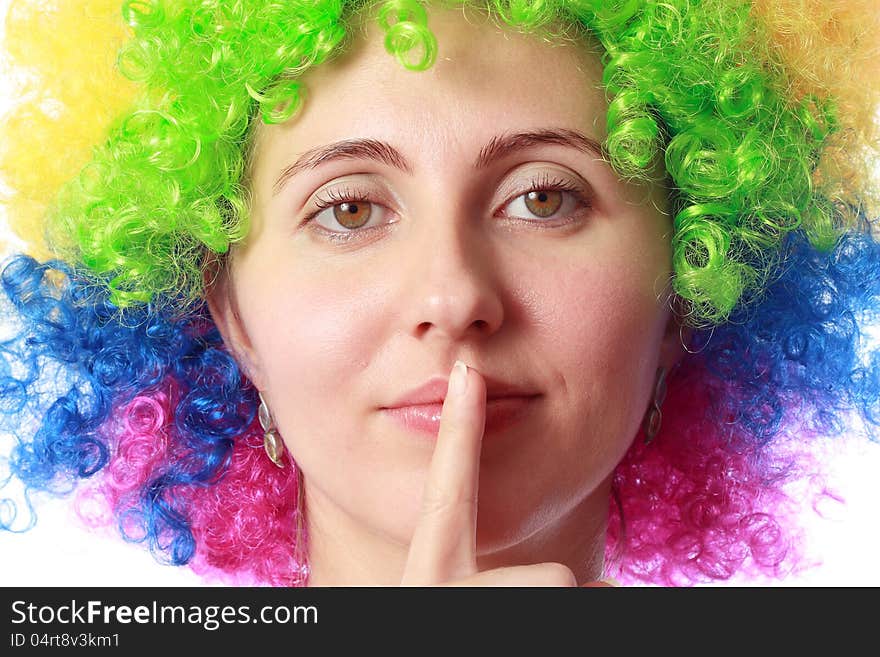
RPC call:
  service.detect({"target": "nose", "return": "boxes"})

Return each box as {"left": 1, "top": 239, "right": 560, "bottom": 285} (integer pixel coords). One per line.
{"left": 402, "top": 213, "right": 504, "bottom": 343}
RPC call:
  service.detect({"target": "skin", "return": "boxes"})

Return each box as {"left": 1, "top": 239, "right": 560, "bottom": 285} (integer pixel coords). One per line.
{"left": 207, "top": 5, "right": 686, "bottom": 585}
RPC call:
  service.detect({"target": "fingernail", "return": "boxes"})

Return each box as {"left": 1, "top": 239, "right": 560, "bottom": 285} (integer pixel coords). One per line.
{"left": 449, "top": 360, "right": 468, "bottom": 398}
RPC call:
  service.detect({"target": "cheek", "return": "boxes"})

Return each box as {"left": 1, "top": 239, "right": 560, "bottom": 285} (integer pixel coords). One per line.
{"left": 234, "top": 259, "right": 394, "bottom": 488}
{"left": 470, "top": 247, "right": 670, "bottom": 546}
{"left": 526, "top": 248, "right": 670, "bottom": 453}
{"left": 551, "top": 263, "right": 664, "bottom": 374}
{"left": 233, "top": 254, "right": 386, "bottom": 425}
{"left": 239, "top": 272, "right": 376, "bottom": 405}
{"left": 233, "top": 256, "right": 430, "bottom": 543}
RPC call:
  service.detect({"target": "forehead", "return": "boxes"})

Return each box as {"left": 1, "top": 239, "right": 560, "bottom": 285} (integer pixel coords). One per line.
{"left": 251, "top": 6, "right": 606, "bottom": 172}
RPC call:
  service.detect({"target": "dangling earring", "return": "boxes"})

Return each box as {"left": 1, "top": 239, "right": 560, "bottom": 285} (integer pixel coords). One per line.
{"left": 258, "top": 391, "right": 285, "bottom": 468}
{"left": 643, "top": 366, "right": 667, "bottom": 445}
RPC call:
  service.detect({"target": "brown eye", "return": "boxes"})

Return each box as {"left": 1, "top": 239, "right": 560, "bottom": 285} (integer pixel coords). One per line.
{"left": 333, "top": 202, "right": 372, "bottom": 229}
{"left": 523, "top": 190, "right": 563, "bottom": 218}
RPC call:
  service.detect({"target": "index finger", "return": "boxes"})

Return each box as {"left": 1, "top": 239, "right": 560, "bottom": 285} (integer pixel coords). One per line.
{"left": 401, "top": 360, "right": 487, "bottom": 585}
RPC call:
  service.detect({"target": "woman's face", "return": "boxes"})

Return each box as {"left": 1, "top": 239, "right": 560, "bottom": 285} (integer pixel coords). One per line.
{"left": 209, "top": 6, "right": 682, "bottom": 581}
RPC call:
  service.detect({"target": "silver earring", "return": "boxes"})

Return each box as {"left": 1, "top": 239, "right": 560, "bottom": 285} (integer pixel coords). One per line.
{"left": 643, "top": 367, "right": 667, "bottom": 445}
{"left": 258, "top": 391, "right": 285, "bottom": 468}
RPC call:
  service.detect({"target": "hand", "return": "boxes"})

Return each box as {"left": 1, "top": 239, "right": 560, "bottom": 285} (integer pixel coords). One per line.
{"left": 400, "top": 360, "right": 578, "bottom": 586}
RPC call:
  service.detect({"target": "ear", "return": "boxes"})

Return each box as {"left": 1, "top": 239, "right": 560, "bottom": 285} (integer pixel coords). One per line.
{"left": 204, "top": 252, "right": 268, "bottom": 390}
{"left": 658, "top": 293, "right": 692, "bottom": 374}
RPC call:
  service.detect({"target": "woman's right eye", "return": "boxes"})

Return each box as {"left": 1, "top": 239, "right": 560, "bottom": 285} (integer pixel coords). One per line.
{"left": 312, "top": 200, "right": 385, "bottom": 231}
{"left": 305, "top": 187, "right": 393, "bottom": 239}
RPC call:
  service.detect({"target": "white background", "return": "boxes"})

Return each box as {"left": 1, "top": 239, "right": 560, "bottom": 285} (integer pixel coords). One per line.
{"left": 1, "top": 0, "right": 879, "bottom": 586}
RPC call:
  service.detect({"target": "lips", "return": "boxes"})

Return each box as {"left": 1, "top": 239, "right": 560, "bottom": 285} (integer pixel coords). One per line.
{"left": 380, "top": 373, "right": 540, "bottom": 437}
{"left": 381, "top": 395, "right": 538, "bottom": 437}
{"left": 383, "top": 375, "right": 538, "bottom": 409}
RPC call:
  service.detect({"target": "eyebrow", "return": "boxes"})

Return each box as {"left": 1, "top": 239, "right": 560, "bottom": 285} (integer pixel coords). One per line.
{"left": 272, "top": 128, "right": 605, "bottom": 195}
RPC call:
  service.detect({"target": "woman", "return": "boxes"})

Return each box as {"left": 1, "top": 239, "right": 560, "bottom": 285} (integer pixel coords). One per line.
{"left": 1, "top": 0, "right": 878, "bottom": 585}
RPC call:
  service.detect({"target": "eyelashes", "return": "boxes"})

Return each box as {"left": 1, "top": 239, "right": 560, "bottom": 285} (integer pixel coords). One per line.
{"left": 301, "top": 173, "right": 595, "bottom": 243}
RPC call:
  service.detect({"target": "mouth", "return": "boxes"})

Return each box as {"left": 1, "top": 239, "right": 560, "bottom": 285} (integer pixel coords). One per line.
{"left": 380, "top": 394, "right": 540, "bottom": 438}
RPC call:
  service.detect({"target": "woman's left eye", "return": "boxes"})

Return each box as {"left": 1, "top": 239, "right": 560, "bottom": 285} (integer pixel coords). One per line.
{"left": 501, "top": 188, "right": 587, "bottom": 222}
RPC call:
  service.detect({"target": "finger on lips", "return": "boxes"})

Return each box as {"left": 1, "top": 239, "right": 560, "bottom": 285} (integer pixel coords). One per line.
{"left": 401, "top": 362, "right": 583, "bottom": 587}
{"left": 402, "top": 360, "right": 487, "bottom": 585}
